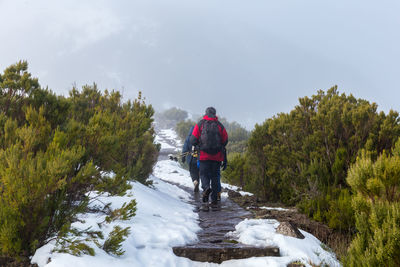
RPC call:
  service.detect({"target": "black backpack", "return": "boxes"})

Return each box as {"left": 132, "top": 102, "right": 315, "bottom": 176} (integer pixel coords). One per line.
{"left": 198, "top": 119, "right": 223, "bottom": 155}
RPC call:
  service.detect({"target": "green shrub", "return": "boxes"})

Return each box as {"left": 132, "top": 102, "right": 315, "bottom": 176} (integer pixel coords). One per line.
{"left": 0, "top": 62, "right": 158, "bottom": 263}
{"left": 233, "top": 87, "right": 400, "bottom": 232}
{"left": 344, "top": 141, "right": 400, "bottom": 266}
{"left": 155, "top": 107, "right": 188, "bottom": 128}
{"left": 0, "top": 107, "right": 97, "bottom": 259}
{"left": 175, "top": 119, "right": 195, "bottom": 141}
{"left": 222, "top": 153, "right": 248, "bottom": 189}
{"left": 160, "top": 107, "right": 188, "bottom": 122}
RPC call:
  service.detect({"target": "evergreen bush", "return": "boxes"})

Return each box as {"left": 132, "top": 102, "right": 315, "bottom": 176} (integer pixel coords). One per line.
{"left": 0, "top": 62, "right": 158, "bottom": 264}
{"left": 345, "top": 140, "right": 400, "bottom": 266}
{"left": 225, "top": 87, "right": 400, "bottom": 234}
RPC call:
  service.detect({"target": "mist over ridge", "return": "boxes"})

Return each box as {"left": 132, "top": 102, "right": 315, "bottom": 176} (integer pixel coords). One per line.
{"left": 1, "top": 0, "right": 400, "bottom": 129}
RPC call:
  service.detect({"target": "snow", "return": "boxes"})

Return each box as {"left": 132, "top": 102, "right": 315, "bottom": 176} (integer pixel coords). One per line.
{"left": 153, "top": 160, "right": 194, "bottom": 189}
{"left": 154, "top": 134, "right": 176, "bottom": 150}
{"left": 32, "top": 129, "right": 341, "bottom": 267}
{"left": 221, "top": 183, "right": 240, "bottom": 191}
{"left": 154, "top": 128, "right": 182, "bottom": 150}
{"left": 259, "top": 207, "right": 290, "bottom": 211}
{"left": 221, "top": 183, "right": 253, "bottom": 196}
{"left": 246, "top": 206, "right": 291, "bottom": 212}
{"left": 32, "top": 168, "right": 201, "bottom": 267}
{"left": 238, "top": 191, "right": 253, "bottom": 196}
{"left": 159, "top": 129, "right": 180, "bottom": 143}
{"left": 226, "top": 219, "right": 340, "bottom": 267}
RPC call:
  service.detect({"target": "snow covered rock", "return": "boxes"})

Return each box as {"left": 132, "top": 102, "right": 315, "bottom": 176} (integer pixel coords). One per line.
{"left": 276, "top": 222, "right": 305, "bottom": 239}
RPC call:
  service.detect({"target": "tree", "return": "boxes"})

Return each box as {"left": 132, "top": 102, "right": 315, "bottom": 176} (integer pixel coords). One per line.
{"left": 155, "top": 107, "right": 188, "bottom": 128}
{"left": 0, "top": 60, "right": 39, "bottom": 122}
{"left": 161, "top": 107, "right": 188, "bottom": 121}
{"left": 175, "top": 119, "right": 196, "bottom": 140}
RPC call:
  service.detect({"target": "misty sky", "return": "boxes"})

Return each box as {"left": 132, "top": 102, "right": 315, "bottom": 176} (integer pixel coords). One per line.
{"left": 1, "top": 0, "right": 399, "bottom": 129}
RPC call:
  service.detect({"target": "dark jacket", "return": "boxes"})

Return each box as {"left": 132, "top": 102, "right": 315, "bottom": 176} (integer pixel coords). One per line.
{"left": 182, "top": 126, "right": 194, "bottom": 164}
{"left": 190, "top": 115, "right": 228, "bottom": 161}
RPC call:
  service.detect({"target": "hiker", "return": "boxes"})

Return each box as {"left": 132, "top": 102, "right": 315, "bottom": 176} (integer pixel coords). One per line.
{"left": 182, "top": 126, "right": 200, "bottom": 192}
{"left": 198, "top": 146, "right": 226, "bottom": 201}
{"left": 190, "top": 107, "right": 228, "bottom": 208}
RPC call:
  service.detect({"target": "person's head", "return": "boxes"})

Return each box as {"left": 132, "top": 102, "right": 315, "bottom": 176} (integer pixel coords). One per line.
{"left": 205, "top": 107, "right": 216, "bottom": 118}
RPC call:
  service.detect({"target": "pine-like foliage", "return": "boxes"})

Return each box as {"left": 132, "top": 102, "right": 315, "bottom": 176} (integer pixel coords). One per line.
{"left": 0, "top": 107, "right": 97, "bottom": 259}
{"left": 68, "top": 86, "right": 158, "bottom": 184}
{"left": 102, "top": 226, "right": 130, "bottom": 256}
{"left": 223, "top": 87, "right": 400, "bottom": 234}
{"left": 0, "top": 62, "right": 158, "bottom": 264}
{"left": 222, "top": 153, "right": 248, "bottom": 189}
{"left": 0, "top": 60, "right": 40, "bottom": 121}
{"left": 344, "top": 141, "right": 400, "bottom": 266}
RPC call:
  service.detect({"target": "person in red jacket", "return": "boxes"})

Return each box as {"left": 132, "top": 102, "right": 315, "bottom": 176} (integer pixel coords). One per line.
{"left": 190, "top": 107, "right": 228, "bottom": 208}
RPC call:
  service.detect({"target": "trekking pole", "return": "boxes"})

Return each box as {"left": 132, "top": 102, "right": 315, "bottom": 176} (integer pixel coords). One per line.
{"left": 168, "top": 150, "right": 199, "bottom": 161}
{"left": 168, "top": 151, "right": 191, "bottom": 161}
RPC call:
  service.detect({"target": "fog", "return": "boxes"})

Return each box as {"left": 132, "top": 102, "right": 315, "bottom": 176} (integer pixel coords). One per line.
{"left": 1, "top": 0, "right": 399, "bottom": 129}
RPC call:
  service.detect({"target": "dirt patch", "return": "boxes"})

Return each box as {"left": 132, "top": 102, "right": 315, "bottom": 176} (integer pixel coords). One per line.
{"left": 0, "top": 256, "right": 38, "bottom": 267}
{"left": 226, "top": 189, "right": 350, "bottom": 260}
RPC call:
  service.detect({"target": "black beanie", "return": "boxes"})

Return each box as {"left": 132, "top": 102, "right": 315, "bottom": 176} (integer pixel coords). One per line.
{"left": 205, "top": 107, "right": 216, "bottom": 118}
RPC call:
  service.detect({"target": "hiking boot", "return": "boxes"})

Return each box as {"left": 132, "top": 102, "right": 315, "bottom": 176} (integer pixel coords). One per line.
{"left": 200, "top": 203, "right": 210, "bottom": 212}
{"left": 202, "top": 188, "right": 212, "bottom": 203}
{"left": 210, "top": 201, "right": 220, "bottom": 211}
{"left": 217, "top": 192, "right": 221, "bottom": 201}
{"left": 193, "top": 180, "right": 199, "bottom": 192}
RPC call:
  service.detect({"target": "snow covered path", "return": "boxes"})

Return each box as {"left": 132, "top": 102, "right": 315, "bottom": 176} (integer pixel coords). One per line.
{"left": 32, "top": 128, "right": 341, "bottom": 267}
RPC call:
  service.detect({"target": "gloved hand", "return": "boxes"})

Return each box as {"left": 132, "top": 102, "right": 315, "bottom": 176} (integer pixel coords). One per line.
{"left": 221, "top": 160, "right": 227, "bottom": 171}
{"left": 181, "top": 156, "right": 186, "bottom": 163}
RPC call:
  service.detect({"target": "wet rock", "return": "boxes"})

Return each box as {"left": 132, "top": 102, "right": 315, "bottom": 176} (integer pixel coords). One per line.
{"left": 287, "top": 262, "right": 306, "bottom": 267}
{"left": 173, "top": 246, "right": 280, "bottom": 263}
{"left": 227, "top": 189, "right": 242, "bottom": 198}
{"left": 276, "top": 221, "right": 305, "bottom": 239}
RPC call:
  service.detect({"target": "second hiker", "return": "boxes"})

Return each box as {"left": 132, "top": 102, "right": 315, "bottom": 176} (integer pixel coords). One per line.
{"left": 190, "top": 107, "right": 228, "bottom": 208}
{"left": 182, "top": 126, "right": 200, "bottom": 192}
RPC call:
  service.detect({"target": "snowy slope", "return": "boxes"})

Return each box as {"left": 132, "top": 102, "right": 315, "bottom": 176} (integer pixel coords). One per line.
{"left": 32, "top": 176, "right": 200, "bottom": 267}
{"left": 32, "top": 129, "right": 341, "bottom": 267}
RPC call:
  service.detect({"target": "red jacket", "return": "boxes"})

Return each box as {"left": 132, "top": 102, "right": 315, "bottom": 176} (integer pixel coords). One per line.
{"left": 191, "top": 115, "right": 228, "bottom": 161}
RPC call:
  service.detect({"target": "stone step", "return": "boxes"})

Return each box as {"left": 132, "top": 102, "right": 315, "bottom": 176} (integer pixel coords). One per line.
{"left": 173, "top": 245, "right": 280, "bottom": 263}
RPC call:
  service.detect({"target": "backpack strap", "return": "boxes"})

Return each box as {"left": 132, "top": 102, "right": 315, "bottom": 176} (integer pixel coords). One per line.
{"left": 216, "top": 120, "right": 224, "bottom": 132}
{"left": 198, "top": 119, "right": 224, "bottom": 132}
{"left": 198, "top": 119, "right": 205, "bottom": 133}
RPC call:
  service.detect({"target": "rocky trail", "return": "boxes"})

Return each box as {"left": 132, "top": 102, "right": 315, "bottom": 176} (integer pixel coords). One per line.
{"left": 156, "top": 129, "right": 305, "bottom": 265}
{"left": 170, "top": 184, "right": 280, "bottom": 263}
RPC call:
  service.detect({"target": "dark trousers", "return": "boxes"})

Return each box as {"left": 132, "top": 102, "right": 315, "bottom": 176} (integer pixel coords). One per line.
{"left": 216, "top": 167, "right": 221, "bottom": 193}
{"left": 200, "top": 160, "right": 220, "bottom": 202}
{"left": 189, "top": 158, "right": 199, "bottom": 182}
